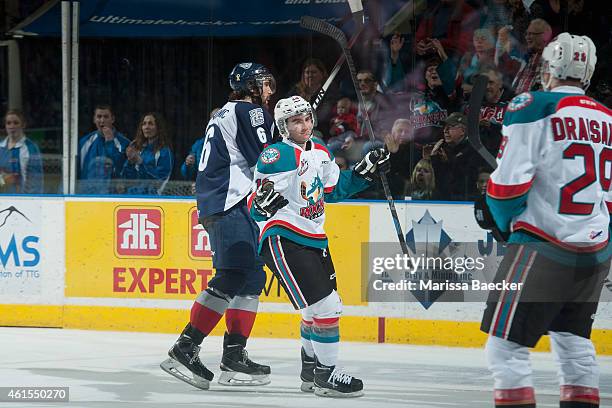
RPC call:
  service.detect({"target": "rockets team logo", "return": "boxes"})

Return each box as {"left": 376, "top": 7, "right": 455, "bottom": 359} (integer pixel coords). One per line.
{"left": 260, "top": 147, "right": 280, "bottom": 164}
{"left": 300, "top": 175, "right": 325, "bottom": 220}
{"left": 507, "top": 92, "right": 533, "bottom": 112}
{"left": 115, "top": 207, "right": 163, "bottom": 258}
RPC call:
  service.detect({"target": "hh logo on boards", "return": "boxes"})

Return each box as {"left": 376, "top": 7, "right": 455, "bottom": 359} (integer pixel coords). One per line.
{"left": 189, "top": 207, "right": 212, "bottom": 259}
{"left": 115, "top": 207, "right": 163, "bottom": 258}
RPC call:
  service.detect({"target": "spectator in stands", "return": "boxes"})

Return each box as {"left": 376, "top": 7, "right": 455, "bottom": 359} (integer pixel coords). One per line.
{"left": 497, "top": 18, "right": 552, "bottom": 94}
{"left": 77, "top": 105, "right": 130, "bottom": 194}
{"left": 415, "top": 0, "right": 480, "bottom": 59}
{"left": 182, "top": 138, "right": 203, "bottom": 182}
{"left": 409, "top": 58, "right": 454, "bottom": 146}
{"left": 288, "top": 58, "right": 327, "bottom": 102}
{"left": 409, "top": 159, "right": 440, "bottom": 201}
{"left": 357, "top": 70, "right": 393, "bottom": 152}
{"left": 327, "top": 97, "right": 360, "bottom": 156}
{"left": 492, "top": 1, "right": 532, "bottom": 84}
{"left": 121, "top": 112, "right": 173, "bottom": 196}
{"left": 425, "top": 112, "right": 484, "bottom": 200}
{"left": 529, "top": 0, "right": 562, "bottom": 35}
{"left": 476, "top": 167, "right": 491, "bottom": 195}
{"left": 457, "top": 29, "right": 497, "bottom": 97}
{"left": 288, "top": 58, "right": 337, "bottom": 135}
{"left": 384, "top": 118, "right": 417, "bottom": 199}
{"left": 382, "top": 32, "right": 410, "bottom": 92}
{"left": 181, "top": 108, "right": 219, "bottom": 181}
{"left": 465, "top": 67, "right": 512, "bottom": 155}
{"left": 0, "top": 110, "right": 43, "bottom": 194}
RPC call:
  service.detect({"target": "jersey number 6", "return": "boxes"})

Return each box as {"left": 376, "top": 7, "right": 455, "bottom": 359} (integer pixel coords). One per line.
{"left": 559, "top": 143, "right": 612, "bottom": 215}
{"left": 199, "top": 125, "right": 217, "bottom": 172}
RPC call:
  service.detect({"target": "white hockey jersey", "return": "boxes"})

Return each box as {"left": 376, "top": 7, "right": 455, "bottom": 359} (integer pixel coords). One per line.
{"left": 487, "top": 86, "right": 612, "bottom": 253}
{"left": 249, "top": 137, "right": 369, "bottom": 251}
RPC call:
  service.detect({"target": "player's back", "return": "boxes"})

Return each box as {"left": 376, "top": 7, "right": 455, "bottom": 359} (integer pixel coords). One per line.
{"left": 504, "top": 87, "right": 612, "bottom": 251}
{"left": 498, "top": 86, "right": 612, "bottom": 251}
{"left": 196, "top": 100, "right": 274, "bottom": 218}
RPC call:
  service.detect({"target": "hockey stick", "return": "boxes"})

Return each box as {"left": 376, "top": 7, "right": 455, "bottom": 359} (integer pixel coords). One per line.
{"left": 467, "top": 74, "right": 498, "bottom": 169}
{"left": 304, "top": 23, "right": 365, "bottom": 110}
{"left": 302, "top": 0, "right": 365, "bottom": 110}
{"left": 301, "top": 16, "right": 410, "bottom": 256}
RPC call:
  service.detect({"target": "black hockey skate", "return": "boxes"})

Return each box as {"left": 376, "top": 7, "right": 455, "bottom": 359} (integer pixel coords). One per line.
{"left": 160, "top": 324, "right": 214, "bottom": 390}
{"left": 314, "top": 363, "right": 363, "bottom": 398}
{"left": 300, "top": 348, "right": 316, "bottom": 392}
{"left": 218, "top": 333, "right": 271, "bottom": 386}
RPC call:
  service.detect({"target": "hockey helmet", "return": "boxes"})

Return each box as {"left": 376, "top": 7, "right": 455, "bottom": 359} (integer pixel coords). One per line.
{"left": 274, "top": 96, "right": 317, "bottom": 139}
{"left": 228, "top": 62, "right": 276, "bottom": 94}
{"left": 541, "top": 33, "right": 597, "bottom": 90}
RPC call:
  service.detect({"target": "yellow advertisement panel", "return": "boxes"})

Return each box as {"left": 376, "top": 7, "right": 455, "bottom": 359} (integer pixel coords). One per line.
{"left": 65, "top": 200, "right": 369, "bottom": 305}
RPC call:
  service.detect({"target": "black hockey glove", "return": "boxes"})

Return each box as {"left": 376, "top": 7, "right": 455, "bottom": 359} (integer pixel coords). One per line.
{"left": 253, "top": 180, "right": 289, "bottom": 218}
{"left": 354, "top": 147, "right": 391, "bottom": 182}
{"left": 474, "top": 194, "right": 509, "bottom": 242}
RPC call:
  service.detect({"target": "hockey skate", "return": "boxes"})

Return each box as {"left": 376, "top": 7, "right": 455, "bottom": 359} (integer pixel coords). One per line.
{"left": 218, "top": 333, "right": 271, "bottom": 386}
{"left": 160, "top": 328, "right": 214, "bottom": 390}
{"left": 300, "top": 347, "right": 316, "bottom": 392}
{"left": 314, "top": 363, "right": 363, "bottom": 398}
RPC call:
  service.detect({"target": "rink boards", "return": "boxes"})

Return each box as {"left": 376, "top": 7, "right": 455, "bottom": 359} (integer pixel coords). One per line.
{"left": 1, "top": 196, "right": 611, "bottom": 354}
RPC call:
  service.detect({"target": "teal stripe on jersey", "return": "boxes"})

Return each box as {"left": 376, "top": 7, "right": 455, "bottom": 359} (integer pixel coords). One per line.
{"left": 487, "top": 194, "right": 527, "bottom": 235}
{"left": 259, "top": 226, "right": 328, "bottom": 252}
{"left": 509, "top": 231, "right": 612, "bottom": 267}
{"left": 503, "top": 91, "right": 571, "bottom": 126}
{"left": 324, "top": 170, "right": 371, "bottom": 203}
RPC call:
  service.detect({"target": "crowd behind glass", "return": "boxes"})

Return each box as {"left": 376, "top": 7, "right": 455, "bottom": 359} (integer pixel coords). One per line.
{"left": 1, "top": 0, "right": 610, "bottom": 200}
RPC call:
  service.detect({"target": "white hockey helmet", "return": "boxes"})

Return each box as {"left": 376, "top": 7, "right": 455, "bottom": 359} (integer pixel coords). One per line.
{"left": 541, "top": 32, "right": 597, "bottom": 90}
{"left": 274, "top": 95, "right": 317, "bottom": 138}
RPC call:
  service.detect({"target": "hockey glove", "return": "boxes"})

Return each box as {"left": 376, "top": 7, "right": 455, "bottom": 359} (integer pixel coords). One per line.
{"left": 474, "top": 194, "right": 509, "bottom": 242}
{"left": 253, "top": 180, "right": 289, "bottom": 218}
{"left": 354, "top": 147, "right": 391, "bottom": 182}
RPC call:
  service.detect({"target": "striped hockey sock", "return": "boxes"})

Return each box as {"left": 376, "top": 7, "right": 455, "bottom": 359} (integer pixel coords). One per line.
{"left": 494, "top": 387, "right": 536, "bottom": 407}
{"left": 560, "top": 385, "right": 599, "bottom": 408}
{"left": 310, "top": 317, "right": 339, "bottom": 366}
{"left": 190, "top": 288, "right": 229, "bottom": 337}
{"left": 300, "top": 319, "right": 315, "bottom": 358}
{"left": 225, "top": 295, "right": 259, "bottom": 338}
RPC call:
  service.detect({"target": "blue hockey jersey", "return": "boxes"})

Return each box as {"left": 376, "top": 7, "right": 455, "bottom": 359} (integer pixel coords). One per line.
{"left": 196, "top": 101, "right": 275, "bottom": 218}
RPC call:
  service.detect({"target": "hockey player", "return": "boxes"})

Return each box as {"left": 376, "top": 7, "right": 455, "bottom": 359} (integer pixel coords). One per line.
{"left": 249, "top": 95, "right": 390, "bottom": 397}
{"left": 161, "top": 63, "right": 276, "bottom": 389}
{"left": 475, "top": 34, "right": 611, "bottom": 408}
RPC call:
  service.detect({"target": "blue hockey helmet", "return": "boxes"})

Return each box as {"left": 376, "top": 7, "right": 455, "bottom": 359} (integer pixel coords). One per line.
{"left": 228, "top": 63, "right": 276, "bottom": 94}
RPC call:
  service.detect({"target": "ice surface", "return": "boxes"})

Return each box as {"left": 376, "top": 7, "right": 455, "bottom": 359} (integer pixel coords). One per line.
{"left": 0, "top": 327, "right": 610, "bottom": 408}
